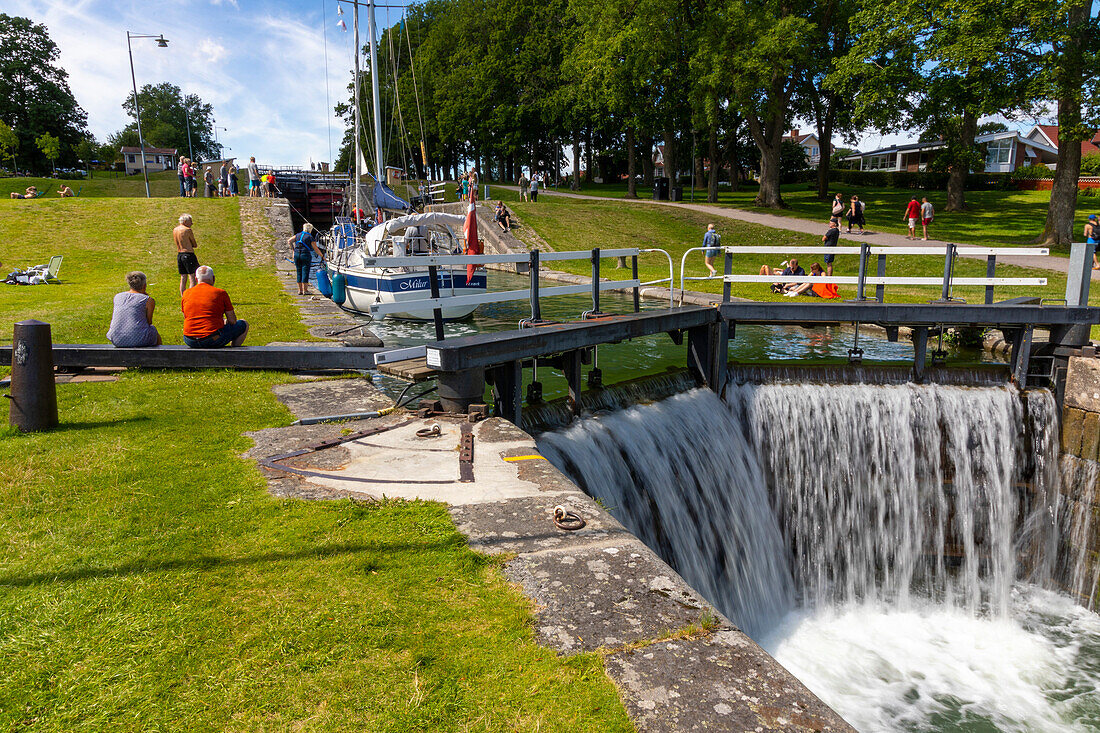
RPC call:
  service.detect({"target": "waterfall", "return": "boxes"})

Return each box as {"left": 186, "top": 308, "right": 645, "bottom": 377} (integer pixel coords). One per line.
{"left": 538, "top": 384, "right": 1061, "bottom": 630}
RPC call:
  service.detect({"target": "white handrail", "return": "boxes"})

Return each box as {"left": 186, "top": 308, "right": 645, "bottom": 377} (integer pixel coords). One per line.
{"left": 366, "top": 279, "right": 641, "bottom": 317}
{"left": 725, "top": 275, "right": 1047, "bottom": 286}
{"left": 639, "top": 248, "right": 676, "bottom": 306}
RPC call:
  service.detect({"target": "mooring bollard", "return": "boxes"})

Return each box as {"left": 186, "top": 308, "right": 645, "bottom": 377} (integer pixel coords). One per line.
{"left": 7, "top": 320, "right": 58, "bottom": 432}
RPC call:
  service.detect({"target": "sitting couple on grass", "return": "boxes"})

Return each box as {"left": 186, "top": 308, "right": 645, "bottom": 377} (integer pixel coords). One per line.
{"left": 106, "top": 266, "right": 247, "bottom": 348}
{"left": 759, "top": 258, "right": 840, "bottom": 299}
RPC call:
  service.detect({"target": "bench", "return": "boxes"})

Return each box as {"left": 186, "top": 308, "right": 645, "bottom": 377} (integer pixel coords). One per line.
{"left": 0, "top": 344, "right": 384, "bottom": 371}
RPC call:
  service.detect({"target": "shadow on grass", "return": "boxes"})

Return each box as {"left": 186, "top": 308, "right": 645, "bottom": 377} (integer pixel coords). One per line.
{"left": 0, "top": 538, "right": 467, "bottom": 587}
{"left": 51, "top": 416, "right": 152, "bottom": 432}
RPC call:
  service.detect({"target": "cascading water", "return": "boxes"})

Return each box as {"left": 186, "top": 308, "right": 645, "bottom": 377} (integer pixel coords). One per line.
{"left": 538, "top": 384, "right": 1100, "bottom": 731}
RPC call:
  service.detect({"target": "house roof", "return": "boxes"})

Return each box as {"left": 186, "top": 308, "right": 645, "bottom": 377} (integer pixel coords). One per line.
{"left": 976, "top": 131, "right": 1058, "bottom": 155}
{"left": 841, "top": 139, "right": 946, "bottom": 160}
{"left": 120, "top": 146, "right": 178, "bottom": 155}
{"left": 1026, "top": 125, "right": 1100, "bottom": 156}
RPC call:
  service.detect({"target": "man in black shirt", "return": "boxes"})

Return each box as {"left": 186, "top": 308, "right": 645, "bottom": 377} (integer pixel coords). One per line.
{"left": 760, "top": 257, "right": 805, "bottom": 294}
{"left": 822, "top": 220, "right": 840, "bottom": 276}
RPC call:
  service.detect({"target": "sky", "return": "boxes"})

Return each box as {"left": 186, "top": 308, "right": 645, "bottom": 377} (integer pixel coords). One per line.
{"left": 9, "top": 0, "right": 1052, "bottom": 169}
{"left": 7, "top": 0, "right": 416, "bottom": 167}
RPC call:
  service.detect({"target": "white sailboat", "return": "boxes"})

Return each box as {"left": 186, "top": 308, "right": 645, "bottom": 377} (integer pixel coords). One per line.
{"left": 323, "top": 0, "right": 486, "bottom": 321}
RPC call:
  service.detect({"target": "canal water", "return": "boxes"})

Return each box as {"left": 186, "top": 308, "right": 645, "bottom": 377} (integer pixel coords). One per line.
{"left": 363, "top": 271, "right": 992, "bottom": 401}
{"left": 538, "top": 387, "right": 1100, "bottom": 732}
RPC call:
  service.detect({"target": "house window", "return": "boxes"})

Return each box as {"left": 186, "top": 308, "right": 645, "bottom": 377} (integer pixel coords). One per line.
{"left": 866, "top": 154, "right": 895, "bottom": 170}
{"left": 986, "top": 139, "right": 1012, "bottom": 166}
{"left": 128, "top": 154, "right": 135, "bottom": 163}
{"left": 810, "top": 146, "right": 819, "bottom": 157}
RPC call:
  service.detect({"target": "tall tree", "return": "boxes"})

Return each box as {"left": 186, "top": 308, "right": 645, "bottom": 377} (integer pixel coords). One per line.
{"left": 35, "top": 132, "right": 59, "bottom": 173}
{"left": 0, "top": 120, "right": 17, "bottom": 170}
{"left": 833, "top": 0, "right": 1034, "bottom": 211}
{"left": 115, "top": 82, "right": 216, "bottom": 160}
{"left": 0, "top": 14, "right": 88, "bottom": 172}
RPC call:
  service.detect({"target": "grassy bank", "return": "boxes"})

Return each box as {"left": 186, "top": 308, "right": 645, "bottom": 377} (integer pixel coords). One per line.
{"left": 507, "top": 180, "right": 1099, "bottom": 251}
{"left": 507, "top": 195, "right": 1094, "bottom": 310}
{"left": 0, "top": 198, "right": 634, "bottom": 730}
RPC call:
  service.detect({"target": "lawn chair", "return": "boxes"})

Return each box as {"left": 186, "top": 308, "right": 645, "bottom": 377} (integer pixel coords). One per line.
{"left": 72, "top": 186, "right": 83, "bottom": 197}
{"left": 42, "top": 255, "right": 62, "bottom": 284}
{"left": 33, "top": 190, "right": 46, "bottom": 198}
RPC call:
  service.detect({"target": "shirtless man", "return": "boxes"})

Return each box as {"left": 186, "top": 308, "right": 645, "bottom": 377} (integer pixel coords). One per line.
{"left": 174, "top": 213, "right": 200, "bottom": 295}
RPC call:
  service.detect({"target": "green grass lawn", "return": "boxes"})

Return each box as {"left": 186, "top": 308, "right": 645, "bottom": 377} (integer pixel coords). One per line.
{"left": 0, "top": 198, "right": 634, "bottom": 730}
{"left": 0, "top": 197, "right": 301, "bottom": 346}
{"left": 507, "top": 179, "right": 1100, "bottom": 252}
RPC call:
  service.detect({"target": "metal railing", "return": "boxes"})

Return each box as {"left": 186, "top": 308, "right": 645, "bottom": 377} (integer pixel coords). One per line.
{"left": 678, "top": 244, "right": 1050, "bottom": 306}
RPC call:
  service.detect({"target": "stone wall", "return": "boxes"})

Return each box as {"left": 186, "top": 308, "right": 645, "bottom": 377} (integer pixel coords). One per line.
{"left": 1059, "top": 356, "right": 1100, "bottom": 608}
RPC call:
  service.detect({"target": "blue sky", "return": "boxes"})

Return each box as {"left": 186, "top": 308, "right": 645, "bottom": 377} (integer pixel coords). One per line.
{"left": 8, "top": 0, "right": 415, "bottom": 167}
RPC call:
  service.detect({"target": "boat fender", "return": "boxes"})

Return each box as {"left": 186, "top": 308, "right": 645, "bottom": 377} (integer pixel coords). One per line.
{"left": 315, "top": 268, "right": 333, "bottom": 298}
{"left": 332, "top": 272, "right": 347, "bottom": 305}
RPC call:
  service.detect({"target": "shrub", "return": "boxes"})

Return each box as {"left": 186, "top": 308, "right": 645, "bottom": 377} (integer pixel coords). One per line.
{"left": 1081, "top": 153, "right": 1100, "bottom": 176}
{"left": 829, "top": 169, "right": 1013, "bottom": 190}
{"left": 1011, "top": 164, "right": 1055, "bottom": 180}
{"left": 1079, "top": 186, "right": 1098, "bottom": 198}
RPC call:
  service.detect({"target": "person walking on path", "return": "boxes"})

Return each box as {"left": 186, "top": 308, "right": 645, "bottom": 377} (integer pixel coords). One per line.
{"left": 248, "top": 157, "right": 261, "bottom": 197}
{"left": 106, "top": 271, "right": 161, "bottom": 347}
{"left": 846, "top": 196, "right": 865, "bottom": 234}
{"left": 174, "top": 213, "right": 200, "bottom": 296}
{"left": 905, "top": 196, "right": 921, "bottom": 239}
{"left": 518, "top": 173, "right": 529, "bottom": 202}
{"left": 288, "top": 223, "right": 323, "bottom": 295}
{"left": 822, "top": 219, "right": 840, "bottom": 276}
{"left": 530, "top": 173, "right": 540, "bottom": 202}
{"left": 830, "top": 193, "right": 844, "bottom": 224}
{"left": 1086, "top": 214, "right": 1099, "bottom": 269}
{"left": 181, "top": 266, "right": 248, "bottom": 348}
{"left": 920, "top": 198, "right": 935, "bottom": 240}
{"left": 703, "top": 223, "right": 721, "bottom": 276}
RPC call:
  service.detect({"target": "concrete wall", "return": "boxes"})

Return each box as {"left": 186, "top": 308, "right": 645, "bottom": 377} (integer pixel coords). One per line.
{"left": 1059, "top": 356, "right": 1100, "bottom": 607}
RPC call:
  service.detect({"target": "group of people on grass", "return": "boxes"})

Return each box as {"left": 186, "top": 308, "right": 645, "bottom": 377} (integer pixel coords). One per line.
{"left": 106, "top": 213, "right": 249, "bottom": 350}
{"left": 9, "top": 185, "right": 75, "bottom": 199}
{"left": 178, "top": 158, "right": 241, "bottom": 198}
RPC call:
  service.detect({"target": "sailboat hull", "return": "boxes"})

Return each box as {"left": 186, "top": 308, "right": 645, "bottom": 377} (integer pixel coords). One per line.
{"left": 332, "top": 265, "right": 487, "bottom": 321}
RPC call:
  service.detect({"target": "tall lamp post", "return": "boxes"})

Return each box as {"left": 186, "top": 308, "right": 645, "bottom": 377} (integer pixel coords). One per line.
{"left": 213, "top": 125, "right": 228, "bottom": 159}
{"left": 126, "top": 31, "right": 169, "bottom": 198}
{"left": 183, "top": 106, "right": 194, "bottom": 161}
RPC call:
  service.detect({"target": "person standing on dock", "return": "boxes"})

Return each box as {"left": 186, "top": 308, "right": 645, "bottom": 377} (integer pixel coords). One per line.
{"left": 248, "top": 157, "right": 260, "bottom": 197}
{"left": 703, "top": 223, "right": 721, "bottom": 276}
{"left": 288, "top": 223, "right": 323, "bottom": 296}
{"left": 174, "top": 214, "right": 200, "bottom": 296}
{"left": 821, "top": 219, "right": 839, "bottom": 276}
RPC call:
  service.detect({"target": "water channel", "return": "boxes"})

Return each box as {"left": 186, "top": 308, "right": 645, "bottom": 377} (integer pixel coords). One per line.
{"left": 358, "top": 272, "right": 1100, "bottom": 731}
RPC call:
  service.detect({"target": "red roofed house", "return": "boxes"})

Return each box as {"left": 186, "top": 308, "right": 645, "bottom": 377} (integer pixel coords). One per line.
{"left": 120, "top": 146, "right": 178, "bottom": 176}
{"left": 1024, "top": 125, "right": 1100, "bottom": 166}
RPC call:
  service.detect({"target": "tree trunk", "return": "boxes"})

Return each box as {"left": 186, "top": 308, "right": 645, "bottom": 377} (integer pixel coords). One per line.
{"left": 626, "top": 126, "right": 638, "bottom": 199}
{"left": 663, "top": 129, "right": 676, "bottom": 184}
{"left": 945, "top": 111, "right": 977, "bottom": 212}
{"left": 707, "top": 125, "right": 719, "bottom": 203}
{"left": 585, "top": 125, "right": 593, "bottom": 184}
{"left": 572, "top": 128, "right": 581, "bottom": 190}
{"left": 746, "top": 110, "right": 785, "bottom": 208}
{"left": 815, "top": 105, "right": 834, "bottom": 200}
{"left": 642, "top": 135, "right": 654, "bottom": 187}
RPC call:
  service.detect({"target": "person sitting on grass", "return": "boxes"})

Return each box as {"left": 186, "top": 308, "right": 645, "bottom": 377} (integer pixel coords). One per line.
{"left": 784, "top": 262, "right": 837, "bottom": 298}
{"left": 181, "top": 266, "right": 249, "bottom": 348}
{"left": 57, "top": 185, "right": 74, "bottom": 197}
{"left": 10, "top": 186, "right": 38, "bottom": 199}
{"left": 494, "top": 201, "right": 513, "bottom": 233}
{"left": 106, "top": 271, "right": 162, "bottom": 347}
{"left": 760, "top": 258, "right": 804, "bottom": 294}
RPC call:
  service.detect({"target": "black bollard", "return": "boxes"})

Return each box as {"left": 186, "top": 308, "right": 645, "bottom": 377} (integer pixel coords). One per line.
{"left": 7, "top": 320, "right": 58, "bottom": 432}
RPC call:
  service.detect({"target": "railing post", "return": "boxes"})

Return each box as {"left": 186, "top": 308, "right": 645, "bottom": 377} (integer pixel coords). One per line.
{"left": 722, "top": 250, "right": 733, "bottom": 303}
{"left": 529, "top": 249, "right": 541, "bottom": 322}
{"left": 985, "top": 255, "right": 997, "bottom": 305}
{"left": 427, "top": 264, "right": 445, "bottom": 341}
{"left": 855, "top": 241, "right": 869, "bottom": 301}
{"left": 875, "top": 254, "right": 887, "bottom": 303}
{"left": 938, "top": 242, "right": 957, "bottom": 302}
{"left": 631, "top": 255, "right": 640, "bottom": 312}
{"left": 590, "top": 247, "right": 601, "bottom": 315}
{"left": 1066, "top": 242, "right": 1095, "bottom": 307}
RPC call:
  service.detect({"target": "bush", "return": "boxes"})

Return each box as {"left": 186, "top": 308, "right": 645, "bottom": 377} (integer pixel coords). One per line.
{"left": 1011, "top": 164, "right": 1055, "bottom": 180}
{"left": 828, "top": 168, "right": 1013, "bottom": 190}
{"left": 1079, "top": 186, "right": 1098, "bottom": 198}
{"left": 1081, "top": 153, "right": 1100, "bottom": 176}
{"left": 56, "top": 171, "right": 85, "bottom": 180}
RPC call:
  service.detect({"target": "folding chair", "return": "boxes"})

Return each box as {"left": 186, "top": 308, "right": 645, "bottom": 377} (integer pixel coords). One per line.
{"left": 43, "top": 255, "right": 62, "bottom": 283}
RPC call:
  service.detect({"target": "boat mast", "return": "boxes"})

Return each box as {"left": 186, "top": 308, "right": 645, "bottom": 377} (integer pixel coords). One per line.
{"left": 352, "top": 1, "right": 361, "bottom": 216}
{"left": 366, "top": 0, "right": 384, "bottom": 182}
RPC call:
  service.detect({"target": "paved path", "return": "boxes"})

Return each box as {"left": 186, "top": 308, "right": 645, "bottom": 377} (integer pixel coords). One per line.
{"left": 500, "top": 185, "right": 1098, "bottom": 281}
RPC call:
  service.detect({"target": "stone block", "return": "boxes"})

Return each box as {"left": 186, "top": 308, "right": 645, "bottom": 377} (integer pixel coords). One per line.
{"left": 1082, "top": 412, "right": 1100, "bottom": 463}
{"left": 605, "top": 631, "right": 856, "bottom": 732}
{"left": 1065, "top": 357, "right": 1100, "bottom": 413}
{"left": 1063, "top": 407, "right": 1086, "bottom": 457}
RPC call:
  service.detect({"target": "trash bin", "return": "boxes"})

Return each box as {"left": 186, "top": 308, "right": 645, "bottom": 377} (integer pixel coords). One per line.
{"left": 652, "top": 177, "right": 670, "bottom": 200}
{"left": 669, "top": 186, "right": 683, "bottom": 202}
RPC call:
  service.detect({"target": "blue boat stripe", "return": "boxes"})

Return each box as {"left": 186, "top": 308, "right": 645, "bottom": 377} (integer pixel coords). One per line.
{"left": 340, "top": 272, "right": 487, "bottom": 293}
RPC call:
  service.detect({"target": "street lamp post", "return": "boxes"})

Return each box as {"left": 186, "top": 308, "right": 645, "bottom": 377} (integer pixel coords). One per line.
{"left": 183, "top": 106, "right": 194, "bottom": 161}
{"left": 213, "top": 125, "right": 228, "bottom": 159}
{"left": 126, "top": 31, "right": 168, "bottom": 198}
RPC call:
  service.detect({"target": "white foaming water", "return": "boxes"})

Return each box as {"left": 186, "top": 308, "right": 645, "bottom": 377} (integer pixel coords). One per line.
{"left": 538, "top": 383, "right": 1100, "bottom": 731}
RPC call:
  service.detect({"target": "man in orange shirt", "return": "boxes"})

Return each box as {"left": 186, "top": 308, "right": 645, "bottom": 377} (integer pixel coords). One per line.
{"left": 181, "top": 266, "right": 249, "bottom": 348}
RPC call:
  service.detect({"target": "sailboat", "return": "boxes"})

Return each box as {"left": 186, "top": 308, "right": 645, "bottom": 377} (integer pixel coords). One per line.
{"left": 323, "top": 0, "right": 487, "bottom": 321}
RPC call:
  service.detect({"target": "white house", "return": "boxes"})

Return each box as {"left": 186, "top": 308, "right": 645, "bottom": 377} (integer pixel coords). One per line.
{"left": 782, "top": 129, "right": 830, "bottom": 166}
{"left": 841, "top": 130, "right": 1057, "bottom": 173}
{"left": 120, "top": 146, "right": 178, "bottom": 175}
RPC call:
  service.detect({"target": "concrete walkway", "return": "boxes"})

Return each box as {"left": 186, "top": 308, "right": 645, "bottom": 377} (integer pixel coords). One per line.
{"left": 501, "top": 185, "right": 1098, "bottom": 280}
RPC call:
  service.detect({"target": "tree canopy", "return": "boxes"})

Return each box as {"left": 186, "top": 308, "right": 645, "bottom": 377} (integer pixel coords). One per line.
{"left": 0, "top": 14, "right": 88, "bottom": 172}
{"left": 108, "top": 82, "right": 217, "bottom": 161}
